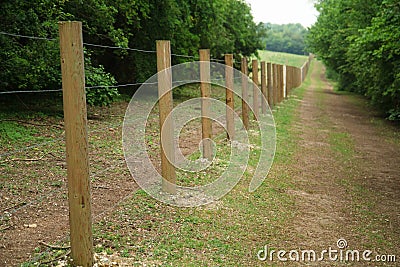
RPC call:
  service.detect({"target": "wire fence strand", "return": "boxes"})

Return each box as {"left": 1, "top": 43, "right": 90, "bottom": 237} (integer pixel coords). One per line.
{"left": 0, "top": 89, "right": 63, "bottom": 95}
{"left": 0, "top": 31, "right": 227, "bottom": 63}
{"left": 0, "top": 31, "right": 57, "bottom": 41}
{"left": 0, "top": 77, "right": 241, "bottom": 95}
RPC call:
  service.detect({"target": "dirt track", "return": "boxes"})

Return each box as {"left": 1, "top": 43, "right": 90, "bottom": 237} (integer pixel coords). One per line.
{"left": 282, "top": 61, "right": 399, "bottom": 266}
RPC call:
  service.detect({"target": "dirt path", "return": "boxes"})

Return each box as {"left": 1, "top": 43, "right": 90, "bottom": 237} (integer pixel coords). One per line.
{"left": 283, "top": 61, "right": 400, "bottom": 265}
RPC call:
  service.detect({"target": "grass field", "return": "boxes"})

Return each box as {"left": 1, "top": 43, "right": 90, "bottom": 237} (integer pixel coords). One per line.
{"left": 22, "top": 62, "right": 313, "bottom": 266}
{"left": 1, "top": 53, "right": 312, "bottom": 265}
{"left": 257, "top": 50, "right": 309, "bottom": 68}
{"left": 84, "top": 69, "right": 311, "bottom": 266}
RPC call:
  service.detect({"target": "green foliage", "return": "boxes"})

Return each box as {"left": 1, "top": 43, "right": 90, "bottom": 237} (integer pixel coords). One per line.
{"left": 85, "top": 55, "right": 118, "bottom": 106}
{"left": 1, "top": 0, "right": 264, "bottom": 106}
{"left": 0, "top": 0, "right": 62, "bottom": 91}
{"left": 0, "top": 0, "right": 120, "bottom": 106}
{"left": 262, "top": 23, "right": 308, "bottom": 55}
{"left": 307, "top": 0, "right": 400, "bottom": 119}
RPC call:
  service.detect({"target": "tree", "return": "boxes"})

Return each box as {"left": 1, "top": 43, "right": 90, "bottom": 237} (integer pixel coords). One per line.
{"left": 306, "top": 0, "right": 400, "bottom": 119}
{"left": 0, "top": 0, "right": 118, "bottom": 106}
{"left": 0, "top": 0, "right": 265, "bottom": 105}
{"left": 262, "top": 23, "right": 308, "bottom": 55}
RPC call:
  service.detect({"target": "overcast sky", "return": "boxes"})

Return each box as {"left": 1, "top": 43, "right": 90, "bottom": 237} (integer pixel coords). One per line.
{"left": 245, "top": 0, "right": 319, "bottom": 27}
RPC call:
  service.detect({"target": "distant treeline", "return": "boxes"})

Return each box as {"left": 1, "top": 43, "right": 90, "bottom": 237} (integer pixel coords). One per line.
{"left": 0, "top": 0, "right": 265, "bottom": 105}
{"left": 262, "top": 23, "right": 308, "bottom": 55}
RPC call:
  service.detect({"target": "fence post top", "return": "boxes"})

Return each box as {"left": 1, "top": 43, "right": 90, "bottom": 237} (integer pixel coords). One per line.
{"left": 156, "top": 40, "right": 170, "bottom": 44}
{"left": 58, "top": 21, "right": 82, "bottom": 25}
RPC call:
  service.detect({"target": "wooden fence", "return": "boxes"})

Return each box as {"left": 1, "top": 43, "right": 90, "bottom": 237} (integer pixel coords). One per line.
{"left": 58, "top": 21, "right": 312, "bottom": 266}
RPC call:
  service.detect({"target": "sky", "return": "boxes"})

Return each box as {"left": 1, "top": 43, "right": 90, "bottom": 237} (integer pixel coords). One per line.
{"left": 245, "top": 0, "right": 319, "bottom": 27}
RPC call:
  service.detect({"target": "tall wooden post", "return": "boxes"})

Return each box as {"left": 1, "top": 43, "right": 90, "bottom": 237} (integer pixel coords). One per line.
{"left": 287, "top": 66, "right": 292, "bottom": 94}
{"left": 297, "top": 67, "right": 301, "bottom": 87}
{"left": 285, "top": 66, "right": 290, "bottom": 96}
{"left": 267, "top": 62, "right": 273, "bottom": 108}
{"left": 199, "top": 49, "right": 212, "bottom": 160}
{"left": 241, "top": 57, "right": 249, "bottom": 130}
{"left": 157, "top": 40, "right": 176, "bottom": 194}
{"left": 289, "top": 66, "right": 293, "bottom": 94}
{"left": 283, "top": 65, "right": 287, "bottom": 99}
{"left": 291, "top": 66, "right": 294, "bottom": 93}
{"left": 59, "top": 21, "right": 93, "bottom": 267}
{"left": 276, "top": 64, "right": 282, "bottom": 103}
{"left": 273, "top": 64, "right": 278, "bottom": 105}
{"left": 252, "top": 59, "right": 259, "bottom": 119}
{"left": 225, "top": 54, "right": 234, "bottom": 140}
{"left": 261, "top": 61, "right": 267, "bottom": 114}
{"left": 278, "top": 65, "right": 284, "bottom": 103}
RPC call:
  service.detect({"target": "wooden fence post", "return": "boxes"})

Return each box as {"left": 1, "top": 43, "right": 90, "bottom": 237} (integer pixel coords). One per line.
{"left": 267, "top": 62, "right": 273, "bottom": 108}
{"left": 280, "top": 65, "right": 283, "bottom": 102}
{"left": 59, "top": 21, "right": 93, "bottom": 267}
{"left": 277, "top": 64, "right": 282, "bottom": 103}
{"left": 286, "top": 66, "right": 290, "bottom": 95}
{"left": 274, "top": 64, "right": 278, "bottom": 104}
{"left": 291, "top": 66, "right": 294, "bottom": 92}
{"left": 283, "top": 65, "right": 286, "bottom": 99}
{"left": 252, "top": 59, "right": 259, "bottom": 119}
{"left": 225, "top": 54, "right": 234, "bottom": 140}
{"left": 199, "top": 49, "right": 212, "bottom": 160}
{"left": 157, "top": 40, "right": 176, "bottom": 194}
{"left": 290, "top": 66, "right": 294, "bottom": 92}
{"left": 297, "top": 67, "right": 301, "bottom": 87}
{"left": 241, "top": 57, "right": 249, "bottom": 130}
{"left": 261, "top": 61, "right": 267, "bottom": 114}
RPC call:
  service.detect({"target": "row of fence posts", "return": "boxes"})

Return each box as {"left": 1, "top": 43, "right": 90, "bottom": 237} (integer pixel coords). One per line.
{"left": 58, "top": 21, "right": 311, "bottom": 266}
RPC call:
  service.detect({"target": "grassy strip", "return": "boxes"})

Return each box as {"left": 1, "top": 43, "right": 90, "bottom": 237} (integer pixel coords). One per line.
{"left": 257, "top": 50, "right": 309, "bottom": 68}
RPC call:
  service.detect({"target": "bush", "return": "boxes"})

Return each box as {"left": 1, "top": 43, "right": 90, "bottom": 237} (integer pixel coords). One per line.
{"left": 85, "top": 54, "right": 119, "bottom": 106}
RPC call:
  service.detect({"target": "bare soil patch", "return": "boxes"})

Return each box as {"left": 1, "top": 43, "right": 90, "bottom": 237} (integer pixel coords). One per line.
{"left": 0, "top": 102, "right": 137, "bottom": 266}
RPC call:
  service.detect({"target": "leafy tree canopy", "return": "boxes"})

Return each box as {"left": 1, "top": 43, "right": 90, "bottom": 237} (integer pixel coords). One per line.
{"left": 0, "top": 0, "right": 265, "bottom": 105}
{"left": 262, "top": 23, "right": 308, "bottom": 55}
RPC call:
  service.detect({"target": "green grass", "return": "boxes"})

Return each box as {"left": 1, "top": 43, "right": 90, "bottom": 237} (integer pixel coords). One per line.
{"left": 328, "top": 131, "right": 355, "bottom": 159}
{"left": 257, "top": 50, "right": 309, "bottom": 68}
{"left": 19, "top": 57, "right": 315, "bottom": 266}
{"left": 84, "top": 62, "right": 315, "bottom": 266}
{"left": 0, "top": 121, "right": 42, "bottom": 147}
